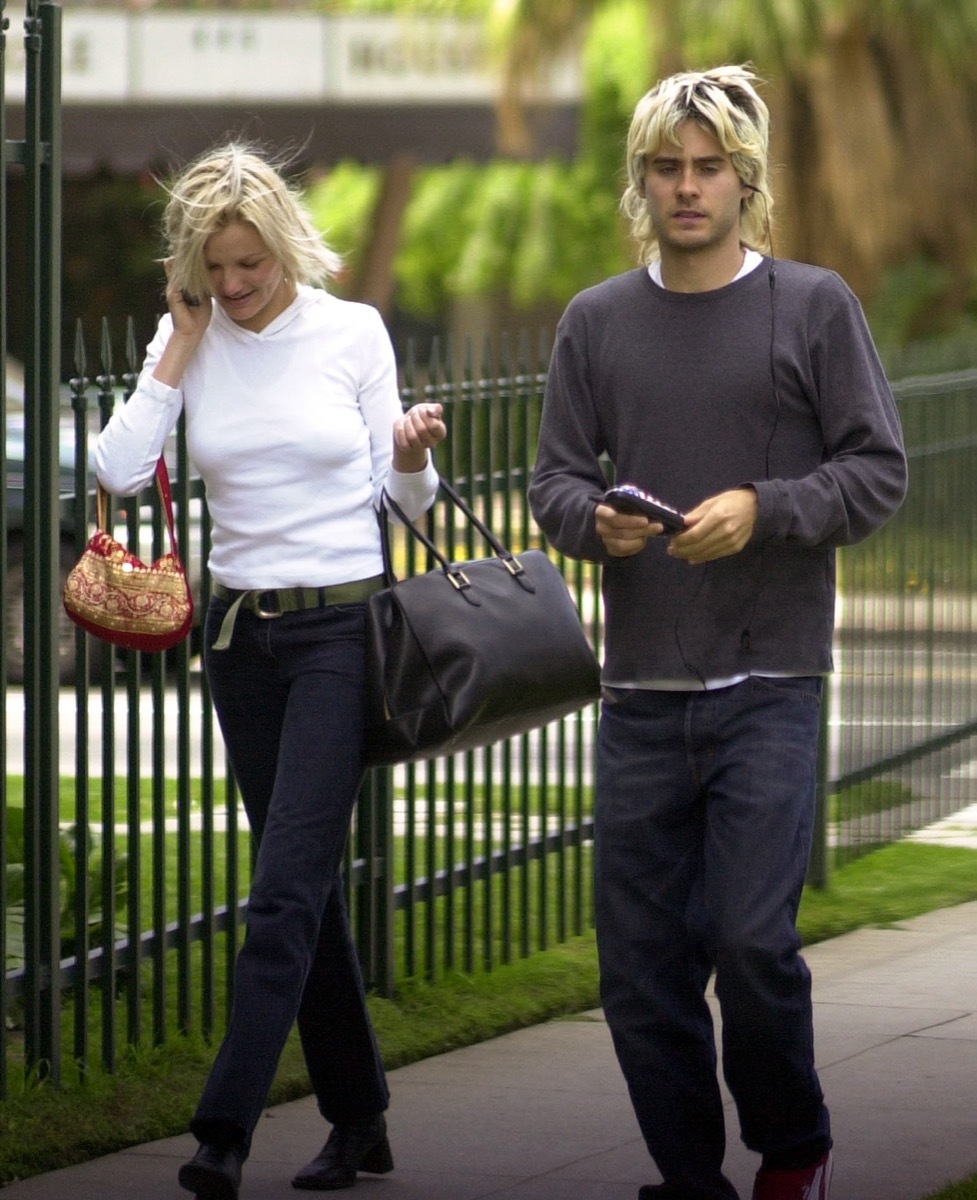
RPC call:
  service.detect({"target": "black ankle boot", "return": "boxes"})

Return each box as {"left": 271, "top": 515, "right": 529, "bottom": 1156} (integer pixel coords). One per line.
{"left": 292, "top": 1113, "right": 393, "bottom": 1191}
{"left": 178, "top": 1141, "right": 246, "bottom": 1200}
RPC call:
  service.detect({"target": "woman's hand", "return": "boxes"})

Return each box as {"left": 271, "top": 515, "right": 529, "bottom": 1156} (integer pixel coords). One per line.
{"left": 393, "top": 403, "right": 447, "bottom": 473}
{"left": 164, "top": 261, "right": 212, "bottom": 336}
{"left": 152, "top": 260, "right": 212, "bottom": 388}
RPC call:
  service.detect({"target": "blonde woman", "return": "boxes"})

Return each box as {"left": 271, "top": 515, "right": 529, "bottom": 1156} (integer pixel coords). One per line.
{"left": 96, "top": 143, "right": 446, "bottom": 1200}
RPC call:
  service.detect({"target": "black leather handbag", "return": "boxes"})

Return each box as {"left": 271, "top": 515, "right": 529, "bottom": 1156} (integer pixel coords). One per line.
{"left": 363, "top": 477, "right": 601, "bottom": 767}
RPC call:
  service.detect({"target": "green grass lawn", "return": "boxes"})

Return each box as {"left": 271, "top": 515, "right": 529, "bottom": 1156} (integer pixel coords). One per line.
{"left": 923, "top": 1184, "right": 977, "bottom": 1200}
{"left": 13, "top": 773, "right": 596, "bottom": 987}
{"left": 32, "top": 773, "right": 936, "bottom": 947}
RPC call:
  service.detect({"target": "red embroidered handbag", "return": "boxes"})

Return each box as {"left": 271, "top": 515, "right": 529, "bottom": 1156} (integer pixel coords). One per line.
{"left": 63, "top": 458, "right": 194, "bottom": 652}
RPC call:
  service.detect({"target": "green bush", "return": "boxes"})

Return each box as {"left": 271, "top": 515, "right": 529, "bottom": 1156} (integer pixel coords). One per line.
{"left": 4, "top": 809, "right": 128, "bottom": 1000}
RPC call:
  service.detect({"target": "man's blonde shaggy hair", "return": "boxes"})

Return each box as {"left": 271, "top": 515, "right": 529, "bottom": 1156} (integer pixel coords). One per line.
{"left": 161, "top": 143, "right": 342, "bottom": 301}
{"left": 620, "top": 65, "right": 773, "bottom": 266}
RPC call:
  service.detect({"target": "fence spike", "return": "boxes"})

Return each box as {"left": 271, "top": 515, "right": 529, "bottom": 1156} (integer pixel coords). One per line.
{"left": 499, "top": 331, "right": 512, "bottom": 380}
{"left": 73, "top": 318, "right": 87, "bottom": 378}
{"left": 427, "top": 335, "right": 442, "bottom": 384}
{"left": 69, "top": 322, "right": 89, "bottom": 410}
{"left": 125, "top": 317, "right": 138, "bottom": 372}
{"left": 517, "top": 327, "right": 531, "bottom": 375}
{"left": 401, "top": 338, "right": 417, "bottom": 412}
{"left": 95, "top": 318, "right": 116, "bottom": 407}
{"left": 99, "top": 316, "right": 113, "bottom": 375}
{"left": 442, "top": 334, "right": 454, "bottom": 384}
{"left": 122, "top": 317, "right": 140, "bottom": 396}
{"left": 439, "top": 334, "right": 456, "bottom": 411}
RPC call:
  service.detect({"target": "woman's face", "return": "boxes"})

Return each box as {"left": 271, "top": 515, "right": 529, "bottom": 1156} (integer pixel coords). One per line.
{"left": 202, "top": 220, "right": 295, "bottom": 332}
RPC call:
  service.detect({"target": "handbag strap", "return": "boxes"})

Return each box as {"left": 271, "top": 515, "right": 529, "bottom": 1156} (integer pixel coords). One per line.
{"left": 379, "top": 475, "right": 526, "bottom": 591}
{"left": 96, "top": 458, "right": 182, "bottom": 559}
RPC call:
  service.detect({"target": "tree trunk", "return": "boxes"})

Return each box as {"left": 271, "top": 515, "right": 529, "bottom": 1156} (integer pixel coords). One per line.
{"left": 350, "top": 154, "right": 416, "bottom": 319}
{"left": 775, "top": 23, "right": 977, "bottom": 304}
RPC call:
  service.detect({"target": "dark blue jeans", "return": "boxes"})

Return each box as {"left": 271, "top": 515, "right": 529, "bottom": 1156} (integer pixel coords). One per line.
{"left": 191, "top": 598, "right": 389, "bottom": 1151}
{"left": 595, "top": 677, "right": 831, "bottom": 1200}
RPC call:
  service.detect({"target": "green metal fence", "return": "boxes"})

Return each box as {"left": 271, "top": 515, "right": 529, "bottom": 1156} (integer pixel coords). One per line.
{"left": 3, "top": 321, "right": 606, "bottom": 1092}
{"left": 824, "top": 369, "right": 977, "bottom": 870}
{"left": 5, "top": 0, "right": 977, "bottom": 1098}
{"left": 6, "top": 311, "right": 977, "bottom": 1093}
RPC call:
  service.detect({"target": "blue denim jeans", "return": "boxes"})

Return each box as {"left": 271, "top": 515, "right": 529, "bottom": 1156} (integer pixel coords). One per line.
{"left": 595, "top": 677, "right": 831, "bottom": 1200}
{"left": 191, "top": 597, "right": 389, "bottom": 1150}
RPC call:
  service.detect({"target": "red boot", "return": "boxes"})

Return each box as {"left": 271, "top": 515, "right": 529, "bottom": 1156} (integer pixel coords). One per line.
{"left": 752, "top": 1152, "right": 832, "bottom": 1200}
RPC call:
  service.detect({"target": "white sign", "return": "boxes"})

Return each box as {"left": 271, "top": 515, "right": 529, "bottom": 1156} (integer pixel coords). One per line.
{"left": 328, "top": 16, "right": 494, "bottom": 103}
{"left": 60, "top": 12, "right": 129, "bottom": 101}
{"left": 129, "top": 14, "right": 326, "bottom": 101}
{"left": 2, "top": 10, "right": 580, "bottom": 105}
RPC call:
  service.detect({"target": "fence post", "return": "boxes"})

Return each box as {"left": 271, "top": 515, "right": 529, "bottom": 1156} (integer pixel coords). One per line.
{"left": 20, "top": 0, "right": 64, "bottom": 1085}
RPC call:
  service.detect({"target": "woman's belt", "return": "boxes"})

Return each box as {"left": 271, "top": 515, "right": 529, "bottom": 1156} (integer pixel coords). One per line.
{"left": 211, "top": 576, "right": 384, "bottom": 651}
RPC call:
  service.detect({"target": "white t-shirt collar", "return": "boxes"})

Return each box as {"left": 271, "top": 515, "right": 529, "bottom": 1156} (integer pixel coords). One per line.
{"left": 648, "top": 249, "right": 764, "bottom": 289}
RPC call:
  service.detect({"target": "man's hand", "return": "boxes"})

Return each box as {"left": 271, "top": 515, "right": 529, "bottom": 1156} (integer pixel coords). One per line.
{"left": 595, "top": 502, "right": 659, "bottom": 557}
{"left": 666, "top": 487, "right": 758, "bottom": 564}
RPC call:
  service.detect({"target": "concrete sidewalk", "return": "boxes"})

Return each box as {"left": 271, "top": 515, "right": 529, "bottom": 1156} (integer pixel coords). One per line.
{"left": 3, "top": 901, "right": 976, "bottom": 1200}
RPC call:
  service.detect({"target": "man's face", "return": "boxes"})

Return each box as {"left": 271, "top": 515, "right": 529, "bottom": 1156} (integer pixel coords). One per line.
{"left": 642, "top": 119, "right": 749, "bottom": 258}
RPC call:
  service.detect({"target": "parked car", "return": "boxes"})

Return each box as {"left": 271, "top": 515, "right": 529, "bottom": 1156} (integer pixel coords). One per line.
{"left": 4, "top": 401, "right": 93, "bottom": 684}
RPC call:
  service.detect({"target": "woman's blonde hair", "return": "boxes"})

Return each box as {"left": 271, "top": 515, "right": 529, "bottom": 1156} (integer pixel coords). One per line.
{"left": 620, "top": 64, "right": 773, "bottom": 265}
{"left": 161, "top": 143, "right": 342, "bottom": 300}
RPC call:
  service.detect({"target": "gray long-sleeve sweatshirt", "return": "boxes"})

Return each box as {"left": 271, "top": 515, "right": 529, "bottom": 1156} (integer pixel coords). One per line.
{"left": 528, "top": 259, "right": 908, "bottom": 685}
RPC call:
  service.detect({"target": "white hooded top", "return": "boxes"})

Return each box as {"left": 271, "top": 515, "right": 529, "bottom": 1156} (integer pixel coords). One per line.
{"left": 95, "top": 285, "right": 439, "bottom": 590}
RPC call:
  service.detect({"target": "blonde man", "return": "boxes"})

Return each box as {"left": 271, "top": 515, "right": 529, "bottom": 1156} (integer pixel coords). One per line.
{"left": 529, "top": 66, "right": 906, "bottom": 1200}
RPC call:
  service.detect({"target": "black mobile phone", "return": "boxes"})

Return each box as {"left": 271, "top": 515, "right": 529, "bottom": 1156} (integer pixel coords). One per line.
{"left": 603, "top": 484, "right": 687, "bottom": 533}
{"left": 181, "top": 289, "right": 201, "bottom": 308}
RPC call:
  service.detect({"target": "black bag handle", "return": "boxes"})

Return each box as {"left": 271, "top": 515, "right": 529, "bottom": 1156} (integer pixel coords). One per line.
{"left": 379, "top": 476, "right": 533, "bottom": 596}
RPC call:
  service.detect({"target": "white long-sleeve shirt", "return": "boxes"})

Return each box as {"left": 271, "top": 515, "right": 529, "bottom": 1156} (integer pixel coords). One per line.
{"left": 96, "top": 285, "right": 439, "bottom": 591}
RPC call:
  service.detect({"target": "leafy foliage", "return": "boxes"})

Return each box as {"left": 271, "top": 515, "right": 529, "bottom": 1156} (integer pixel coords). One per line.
{"left": 868, "top": 257, "right": 974, "bottom": 347}
{"left": 394, "top": 159, "right": 483, "bottom": 314}
{"left": 35, "top": 0, "right": 977, "bottom": 358}
{"left": 4, "top": 809, "right": 128, "bottom": 983}
{"left": 304, "top": 160, "right": 382, "bottom": 281}
{"left": 305, "top": 153, "right": 630, "bottom": 319}
{"left": 496, "top": 0, "right": 977, "bottom": 308}
{"left": 300, "top": 0, "right": 651, "bottom": 322}
{"left": 580, "top": 0, "right": 653, "bottom": 145}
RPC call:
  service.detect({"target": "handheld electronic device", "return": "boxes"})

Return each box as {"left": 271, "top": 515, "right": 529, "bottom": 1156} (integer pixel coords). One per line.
{"left": 603, "top": 485, "right": 687, "bottom": 534}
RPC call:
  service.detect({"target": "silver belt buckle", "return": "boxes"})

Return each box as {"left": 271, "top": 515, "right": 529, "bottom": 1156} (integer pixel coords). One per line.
{"left": 255, "top": 590, "right": 283, "bottom": 618}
